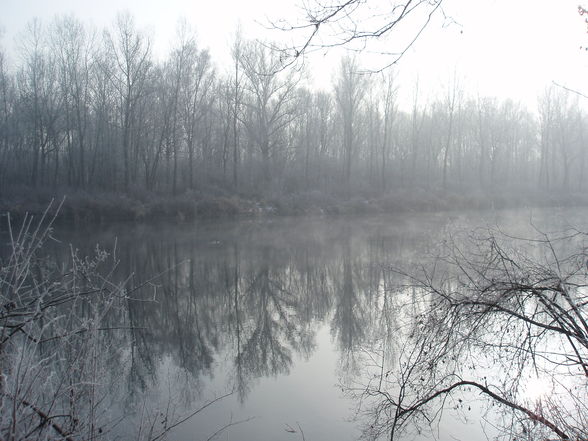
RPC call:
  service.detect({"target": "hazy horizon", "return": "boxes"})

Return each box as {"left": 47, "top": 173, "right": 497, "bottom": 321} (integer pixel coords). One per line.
{"left": 2, "top": 0, "right": 587, "bottom": 110}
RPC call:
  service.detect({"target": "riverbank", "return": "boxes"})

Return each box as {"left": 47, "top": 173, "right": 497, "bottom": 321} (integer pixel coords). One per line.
{"left": 1, "top": 186, "right": 587, "bottom": 227}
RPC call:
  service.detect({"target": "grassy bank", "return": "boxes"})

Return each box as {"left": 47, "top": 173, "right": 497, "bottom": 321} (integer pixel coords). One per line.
{"left": 1, "top": 186, "right": 588, "bottom": 227}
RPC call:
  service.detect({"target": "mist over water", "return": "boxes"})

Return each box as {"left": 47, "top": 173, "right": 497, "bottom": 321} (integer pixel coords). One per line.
{"left": 32, "top": 207, "right": 586, "bottom": 441}
{"left": 2, "top": 2, "right": 588, "bottom": 440}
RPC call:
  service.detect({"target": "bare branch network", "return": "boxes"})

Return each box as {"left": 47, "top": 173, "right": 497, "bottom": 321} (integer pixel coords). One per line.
{"left": 270, "top": 0, "right": 448, "bottom": 71}
{"left": 344, "top": 227, "right": 588, "bottom": 441}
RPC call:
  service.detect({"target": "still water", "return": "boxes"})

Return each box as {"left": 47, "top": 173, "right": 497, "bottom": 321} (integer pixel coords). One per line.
{"left": 49, "top": 207, "right": 588, "bottom": 441}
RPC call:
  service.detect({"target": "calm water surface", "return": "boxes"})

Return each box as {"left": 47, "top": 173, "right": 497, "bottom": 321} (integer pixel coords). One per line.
{"left": 50, "top": 207, "right": 588, "bottom": 441}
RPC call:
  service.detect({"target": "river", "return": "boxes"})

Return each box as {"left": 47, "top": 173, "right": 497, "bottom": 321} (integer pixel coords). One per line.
{"left": 41, "top": 207, "right": 588, "bottom": 441}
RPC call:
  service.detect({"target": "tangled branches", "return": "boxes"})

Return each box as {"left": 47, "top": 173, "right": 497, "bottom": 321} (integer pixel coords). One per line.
{"left": 350, "top": 226, "right": 588, "bottom": 440}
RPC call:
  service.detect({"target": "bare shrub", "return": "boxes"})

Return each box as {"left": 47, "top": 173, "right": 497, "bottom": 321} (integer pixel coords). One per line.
{"left": 0, "top": 203, "right": 238, "bottom": 440}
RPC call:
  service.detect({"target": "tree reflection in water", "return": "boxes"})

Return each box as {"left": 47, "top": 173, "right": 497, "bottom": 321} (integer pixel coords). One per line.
{"left": 36, "top": 211, "right": 581, "bottom": 440}
{"left": 235, "top": 246, "right": 314, "bottom": 397}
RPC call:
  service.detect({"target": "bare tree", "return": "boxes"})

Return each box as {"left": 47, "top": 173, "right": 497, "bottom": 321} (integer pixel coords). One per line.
{"left": 335, "top": 56, "right": 365, "bottom": 195}
{"left": 239, "top": 40, "right": 299, "bottom": 187}
{"left": 0, "top": 42, "right": 14, "bottom": 190}
{"left": 17, "top": 19, "right": 61, "bottom": 188}
{"left": 230, "top": 29, "right": 244, "bottom": 189}
{"left": 441, "top": 73, "right": 461, "bottom": 190}
{"left": 409, "top": 78, "right": 426, "bottom": 186}
{"left": 51, "top": 16, "right": 95, "bottom": 188}
{"left": 380, "top": 72, "right": 398, "bottom": 192}
{"left": 167, "top": 22, "right": 216, "bottom": 192}
{"left": 103, "top": 12, "right": 152, "bottom": 190}
{"left": 538, "top": 86, "right": 555, "bottom": 190}
{"left": 345, "top": 227, "right": 588, "bottom": 441}
{"left": 273, "top": 0, "right": 446, "bottom": 71}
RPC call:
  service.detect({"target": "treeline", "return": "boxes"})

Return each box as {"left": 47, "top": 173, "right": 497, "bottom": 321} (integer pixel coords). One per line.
{"left": 0, "top": 13, "right": 586, "bottom": 203}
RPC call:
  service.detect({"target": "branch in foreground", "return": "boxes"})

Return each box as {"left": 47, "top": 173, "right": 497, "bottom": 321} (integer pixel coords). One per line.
{"left": 396, "top": 380, "right": 569, "bottom": 440}
{"left": 269, "top": 0, "right": 447, "bottom": 70}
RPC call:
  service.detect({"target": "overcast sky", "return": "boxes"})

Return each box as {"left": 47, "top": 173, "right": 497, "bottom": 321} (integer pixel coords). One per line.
{"left": 1, "top": 0, "right": 587, "bottom": 109}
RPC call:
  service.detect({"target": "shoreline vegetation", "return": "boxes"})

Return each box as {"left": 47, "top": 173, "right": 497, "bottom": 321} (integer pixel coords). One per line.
{"left": 1, "top": 187, "right": 587, "bottom": 227}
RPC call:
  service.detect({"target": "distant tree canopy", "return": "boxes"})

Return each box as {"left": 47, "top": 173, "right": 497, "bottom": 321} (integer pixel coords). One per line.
{"left": 0, "top": 13, "right": 587, "bottom": 201}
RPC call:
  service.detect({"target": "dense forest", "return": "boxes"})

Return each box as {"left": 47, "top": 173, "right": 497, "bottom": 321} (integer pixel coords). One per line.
{"left": 1, "top": 14, "right": 586, "bottom": 219}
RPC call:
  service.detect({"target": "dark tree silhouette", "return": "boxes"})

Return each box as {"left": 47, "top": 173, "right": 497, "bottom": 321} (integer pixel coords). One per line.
{"left": 345, "top": 227, "right": 588, "bottom": 441}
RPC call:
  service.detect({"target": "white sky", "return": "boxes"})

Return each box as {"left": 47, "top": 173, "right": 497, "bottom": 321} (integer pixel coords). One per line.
{"left": 1, "top": 0, "right": 587, "bottom": 110}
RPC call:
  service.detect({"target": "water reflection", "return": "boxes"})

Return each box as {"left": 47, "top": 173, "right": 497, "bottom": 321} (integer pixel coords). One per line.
{"left": 32, "top": 209, "right": 587, "bottom": 440}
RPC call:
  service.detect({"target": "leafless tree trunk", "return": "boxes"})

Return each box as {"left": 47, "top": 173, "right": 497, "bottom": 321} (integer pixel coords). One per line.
{"left": 240, "top": 40, "right": 299, "bottom": 189}
{"left": 335, "top": 56, "right": 365, "bottom": 196}
{"left": 104, "top": 12, "right": 151, "bottom": 191}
